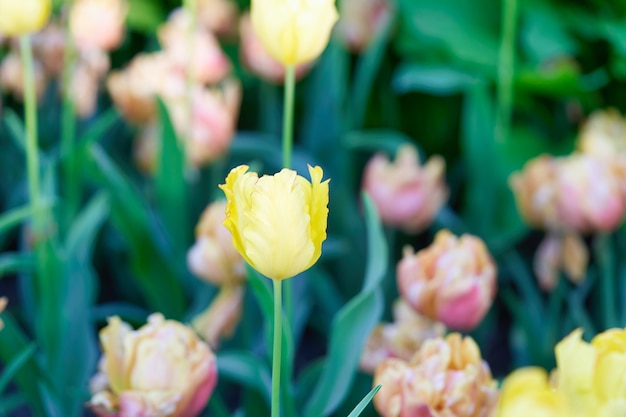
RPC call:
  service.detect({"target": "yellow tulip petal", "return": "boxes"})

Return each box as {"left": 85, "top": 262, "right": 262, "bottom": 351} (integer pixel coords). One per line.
{"left": 242, "top": 169, "right": 315, "bottom": 279}
{"left": 0, "top": 0, "right": 51, "bottom": 35}
{"left": 100, "top": 316, "right": 133, "bottom": 394}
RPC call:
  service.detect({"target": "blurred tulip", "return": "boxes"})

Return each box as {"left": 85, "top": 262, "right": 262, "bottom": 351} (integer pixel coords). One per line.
{"left": 0, "top": 297, "right": 7, "bottom": 331}
{"left": 397, "top": 230, "right": 497, "bottom": 331}
{"left": 159, "top": 9, "right": 231, "bottom": 85}
{"left": 360, "top": 299, "right": 446, "bottom": 374}
{"left": 577, "top": 109, "right": 626, "bottom": 157}
{"left": 32, "top": 23, "right": 66, "bottom": 77}
{"left": 0, "top": 51, "right": 47, "bottom": 101}
{"left": 196, "top": 0, "right": 239, "bottom": 38}
{"left": 69, "top": 0, "right": 127, "bottom": 51}
{"left": 497, "top": 367, "right": 567, "bottom": 417}
{"left": 220, "top": 165, "right": 329, "bottom": 280}
{"left": 133, "top": 124, "right": 159, "bottom": 173}
{"left": 554, "top": 328, "right": 626, "bottom": 417}
{"left": 89, "top": 314, "right": 217, "bottom": 417}
{"left": 335, "top": 0, "right": 392, "bottom": 52}
{"left": 239, "top": 13, "right": 311, "bottom": 83}
{"left": 250, "top": 0, "right": 339, "bottom": 66}
{"left": 362, "top": 145, "right": 448, "bottom": 233}
{"left": 187, "top": 200, "right": 246, "bottom": 286}
{"left": 0, "top": 0, "right": 51, "bottom": 35}
{"left": 192, "top": 286, "right": 244, "bottom": 349}
{"left": 510, "top": 153, "right": 626, "bottom": 233}
{"left": 168, "top": 79, "right": 241, "bottom": 167}
{"left": 107, "top": 52, "right": 184, "bottom": 124}
{"left": 534, "top": 232, "right": 588, "bottom": 291}
{"left": 373, "top": 333, "right": 499, "bottom": 417}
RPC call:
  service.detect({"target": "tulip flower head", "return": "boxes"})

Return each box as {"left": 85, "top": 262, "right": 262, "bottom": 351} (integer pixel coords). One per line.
{"left": 89, "top": 314, "right": 217, "bottom": 417}
{"left": 250, "top": 0, "right": 339, "bottom": 66}
{"left": 497, "top": 367, "right": 567, "bottom": 417}
{"left": 219, "top": 165, "right": 329, "bottom": 280}
{"left": 397, "top": 230, "right": 497, "bottom": 331}
{"left": 0, "top": 0, "right": 51, "bottom": 35}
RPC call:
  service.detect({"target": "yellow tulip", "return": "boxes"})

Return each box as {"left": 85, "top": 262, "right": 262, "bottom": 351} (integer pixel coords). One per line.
{"left": 497, "top": 367, "right": 568, "bottom": 417}
{"left": 0, "top": 0, "right": 51, "bottom": 35}
{"left": 219, "top": 164, "right": 329, "bottom": 280}
{"left": 250, "top": 0, "right": 339, "bottom": 66}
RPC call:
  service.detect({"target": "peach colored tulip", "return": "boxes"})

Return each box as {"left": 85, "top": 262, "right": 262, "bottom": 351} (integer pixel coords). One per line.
{"left": 196, "top": 0, "right": 239, "bottom": 38}
{"left": 335, "top": 0, "right": 392, "bottom": 52}
{"left": 397, "top": 230, "right": 497, "bottom": 331}
{"left": 192, "top": 285, "right": 244, "bottom": 349}
{"left": 0, "top": 51, "right": 47, "bottom": 101}
{"left": 187, "top": 200, "right": 246, "bottom": 287}
{"left": 534, "top": 232, "right": 588, "bottom": 291}
{"left": 107, "top": 52, "right": 185, "bottom": 124}
{"left": 373, "top": 333, "right": 499, "bottom": 417}
{"left": 239, "top": 13, "right": 311, "bottom": 84}
{"left": 158, "top": 9, "right": 231, "bottom": 85}
{"left": 510, "top": 153, "right": 626, "bottom": 233}
{"left": 556, "top": 154, "right": 626, "bottom": 233}
{"left": 69, "top": 0, "right": 127, "bottom": 52}
{"left": 32, "top": 23, "right": 66, "bottom": 77}
{"left": 89, "top": 314, "right": 217, "bottom": 417}
{"left": 360, "top": 299, "right": 446, "bottom": 374}
{"left": 362, "top": 145, "right": 448, "bottom": 233}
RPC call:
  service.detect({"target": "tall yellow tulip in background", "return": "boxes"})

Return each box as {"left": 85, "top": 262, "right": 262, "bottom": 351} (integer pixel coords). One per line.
{"left": 251, "top": 0, "right": 339, "bottom": 66}
{"left": 220, "top": 165, "right": 329, "bottom": 281}
{"left": 0, "top": 0, "right": 51, "bottom": 35}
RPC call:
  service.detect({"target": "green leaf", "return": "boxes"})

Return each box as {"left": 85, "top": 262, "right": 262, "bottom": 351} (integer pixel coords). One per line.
{"left": 0, "top": 202, "right": 51, "bottom": 236}
{"left": 155, "top": 98, "right": 190, "bottom": 252}
{"left": 346, "top": 385, "right": 381, "bottom": 417}
{"left": 217, "top": 351, "right": 272, "bottom": 403}
{"left": 0, "top": 253, "right": 33, "bottom": 278}
{"left": 126, "top": 0, "right": 166, "bottom": 33}
{"left": 393, "top": 63, "right": 482, "bottom": 95}
{"left": 343, "top": 130, "right": 416, "bottom": 156}
{"left": 1, "top": 108, "right": 26, "bottom": 152}
{"left": 0, "top": 343, "right": 37, "bottom": 394}
{"left": 85, "top": 144, "right": 187, "bottom": 318}
{"left": 302, "top": 193, "right": 386, "bottom": 417}
{"left": 350, "top": 12, "right": 395, "bottom": 129}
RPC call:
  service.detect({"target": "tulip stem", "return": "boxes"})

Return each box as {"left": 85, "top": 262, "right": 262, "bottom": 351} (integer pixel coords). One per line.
{"left": 20, "top": 35, "right": 42, "bottom": 225}
{"left": 272, "top": 279, "right": 283, "bottom": 417}
{"left": 282, "top": 65, "right": 296, "bottom": 327}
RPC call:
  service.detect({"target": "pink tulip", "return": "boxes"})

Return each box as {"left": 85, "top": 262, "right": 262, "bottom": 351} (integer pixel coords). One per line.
{"left": 362, "top": 145, "right": 448, "bottom": 233}
{"left": 397, "top": 230, "right": 496, "bottom": 331}
{"left": 69, "top": 0, "right": 127, "bottom": 52}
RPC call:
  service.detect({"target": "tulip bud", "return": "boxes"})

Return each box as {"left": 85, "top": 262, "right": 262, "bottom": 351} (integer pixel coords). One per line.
{"left": 534, "top": 232, "right": 588, "bottom": 291}
{"left": 0, "top": 51, "right": 48, "bottom": 101}
{"left": 0, "top": 0, "right": 51, "bottom": 35}
{"left": 187, "top": 200, "right": 246, "bottom": 286}
{"left": 192, "top": 286, "right": 244, "bottom": 349}
{"left": 196, "top": 0, "right": 239, "bottom": 38}
{"left": 397, "top": 230, "right": 497, "bottom": 331}
{"left": 577, "top": 108, "right": 626, "bottom": 157}
{"left": 158, "top": 9, "right": 231, "bottom": 85}
{"left": 0, "top": 297, "right": 7, "bottom": 331}
{"left": 362, "top": 145, "right": 448, "bottom": 233}
{"left": 250, "top": 0, "right": 339, "bottom": 66}
{"left": 335, "top": 0, "right": 392, "bottom": 52}
{"left": 219, "top": 165, "right": 329, "bottom": 280}
{"left": 360, "top": 299, "right": 446, "bottom": 374}
{"left": 89, "top": 314, "right": 217, "bottom": 417}
{"left": 373, "top": 333, "right": 499, "bottom": 417}
{"left": 239, "top": 13, "right": 312, "bottom": 84}
{"left": 69, "top": 0, "right": 128, "bottom": 52}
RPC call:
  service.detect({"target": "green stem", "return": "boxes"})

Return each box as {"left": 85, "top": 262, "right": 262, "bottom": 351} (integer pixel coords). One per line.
{"left": 271, "top": 279, "right": 283, "bottom": 417}
{"left": 282, "top": 66, "right": 296, "bottom": 328}
{"left": 596, "top": 233, "right": 617, "bottom": 329}
{"left": 20, "top": 35, "right": 41, "bottom": 222}
{"left": 495, "top": 0, "right": 518, "bottom": 142}
{"left": 60, "top": 30, "right": 78, "bottom": 233}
